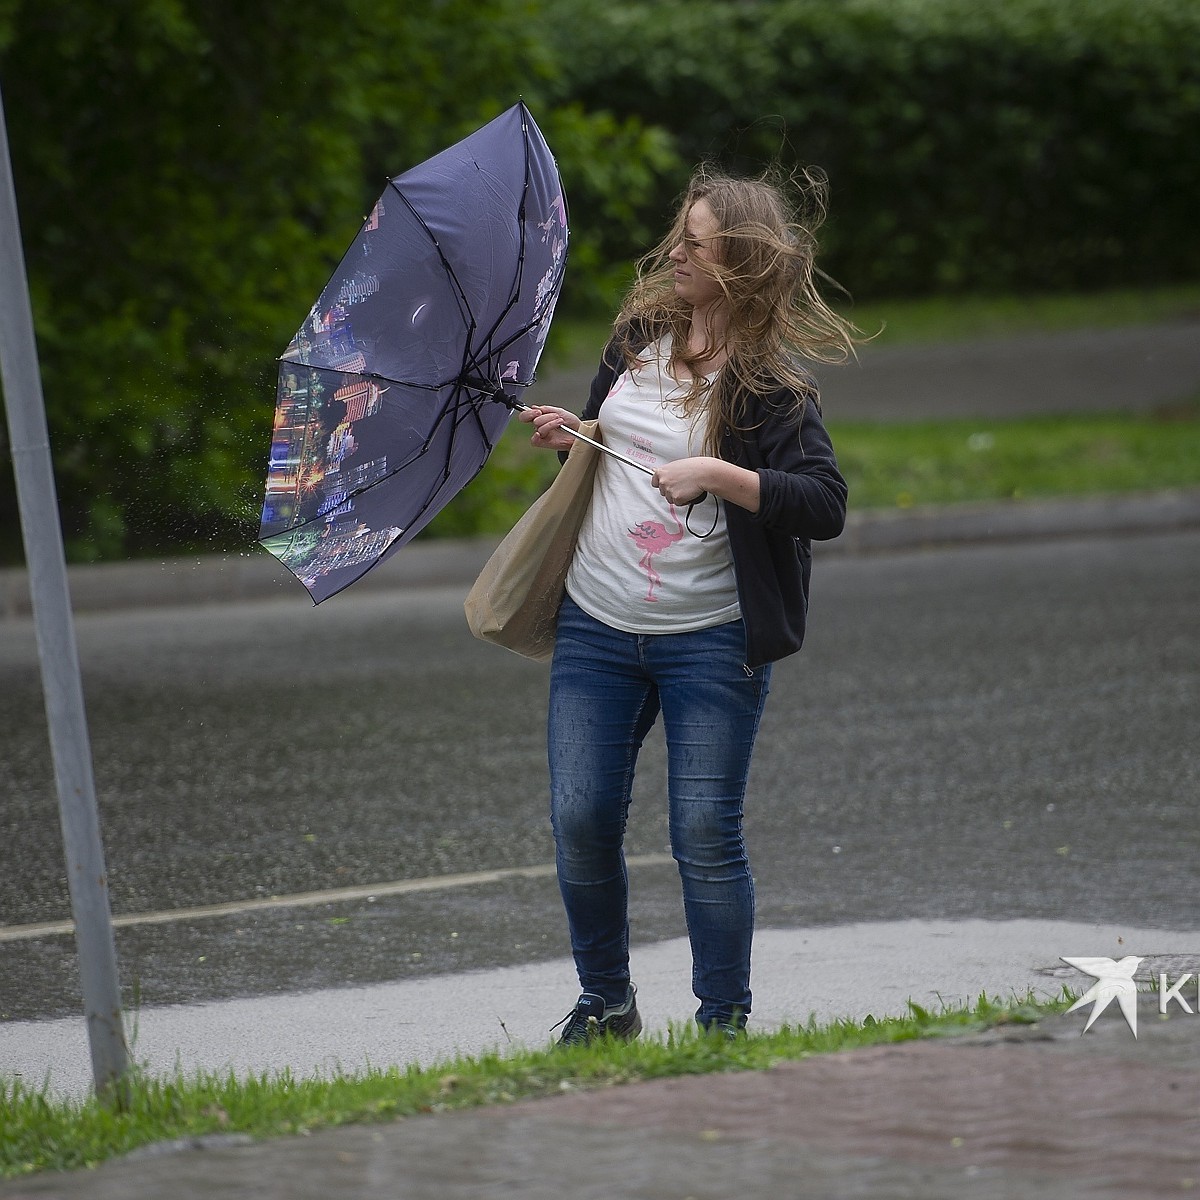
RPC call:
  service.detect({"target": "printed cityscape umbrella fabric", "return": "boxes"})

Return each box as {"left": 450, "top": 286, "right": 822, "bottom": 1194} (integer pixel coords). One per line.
{"left": 258, "top": 102, "right": 567, "bottom": 602}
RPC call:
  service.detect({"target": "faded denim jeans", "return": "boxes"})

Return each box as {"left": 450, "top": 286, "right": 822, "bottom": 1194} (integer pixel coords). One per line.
{"left": 548, "top": 594, "right": 771, "bottom": 1028}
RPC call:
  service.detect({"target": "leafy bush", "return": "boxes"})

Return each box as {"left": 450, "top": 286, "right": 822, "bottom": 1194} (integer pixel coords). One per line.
{"left": 542, "top": 0, "right": 1200, "bottom": 296}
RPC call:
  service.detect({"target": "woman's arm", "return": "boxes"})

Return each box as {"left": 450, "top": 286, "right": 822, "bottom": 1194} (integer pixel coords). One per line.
{"left": 651, "top": 384, "right": 846, "bottom": 534}
{"left": 520, "top": 333, "right": 628, "bottom": 462}
{"left": 651, "top": 457, "right": 760, "bottom": 513}
{"left": 750, "top": 394, "right": 847, "bottom": 540}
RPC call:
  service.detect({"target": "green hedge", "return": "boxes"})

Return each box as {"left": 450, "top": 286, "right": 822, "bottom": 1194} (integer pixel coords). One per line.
{"left": 544, "top": 0, "right": 1200, "bottom": 297}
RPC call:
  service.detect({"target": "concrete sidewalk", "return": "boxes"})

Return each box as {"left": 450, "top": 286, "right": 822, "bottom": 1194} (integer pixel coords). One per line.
{"left": 10, "top": 916, "right": 1199, "bottom": 1102}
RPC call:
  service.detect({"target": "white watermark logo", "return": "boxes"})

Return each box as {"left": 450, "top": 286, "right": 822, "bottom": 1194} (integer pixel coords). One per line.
{"left": 1061, "top": 955, "right": 1200, "bottom": 1038}
{"left": 1061, "top": 956, "right": 1142, "bottom": 1038}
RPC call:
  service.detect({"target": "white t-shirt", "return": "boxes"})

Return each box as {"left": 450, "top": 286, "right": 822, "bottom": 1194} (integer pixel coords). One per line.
{"left": 566, "top": 338, "right": 741, "bottom": 633}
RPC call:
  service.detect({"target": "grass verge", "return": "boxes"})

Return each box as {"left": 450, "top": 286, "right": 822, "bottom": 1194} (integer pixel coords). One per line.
{"left": 431, "top": 401, "right": 1200, "bottom": 540}
{"left": 837, "top": 281, "right": 1200, "bottom": 347}
{"left": 1, "top": 991, "right": 1071, "bottom": 1178}
{"left": 546, "top": 282, "right": 1200, "bottom": 364}
{"left": 829, "top": 403, "right": 1200, "bottom": 510}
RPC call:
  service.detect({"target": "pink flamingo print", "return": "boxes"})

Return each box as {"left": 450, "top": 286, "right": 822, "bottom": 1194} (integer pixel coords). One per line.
{"left": 627, "top": 506, "right": 685, "bottom": 601}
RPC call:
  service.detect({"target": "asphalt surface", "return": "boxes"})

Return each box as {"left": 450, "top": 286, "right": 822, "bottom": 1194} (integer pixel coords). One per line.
{"left": 3, "top": 316, "right": 1200, "bottom": 619}
{"left": 2, "top": 319, "right": 1199, "bottom": 1196}
{"left": 1, "top": 528, "right": 1197, "bottom": 1025}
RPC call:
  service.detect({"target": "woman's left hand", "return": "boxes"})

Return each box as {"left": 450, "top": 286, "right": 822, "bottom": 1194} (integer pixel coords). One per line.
{"left": 651, "top": 457, "right": 718, "bottom": 505}
{"left": 652, "top": 457, "right": 762, "bottom": 513}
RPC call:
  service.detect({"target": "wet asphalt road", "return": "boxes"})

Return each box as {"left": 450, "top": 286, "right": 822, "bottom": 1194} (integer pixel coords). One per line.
{"left": 0, "top": 529, "right": 1196, "bottom": 1022}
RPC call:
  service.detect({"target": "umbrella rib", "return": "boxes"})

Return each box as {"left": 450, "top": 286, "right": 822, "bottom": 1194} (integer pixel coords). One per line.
{"left": 260, "top": 382, "right": 486, "bottom": 549}
{"left": 385, "top": 106, "right": 560, "bottom": 393}
{"left": 450, "top": 376, "right": 498, "bottom": 457}
{"left": 278, "top": 358, "right": 448, "bottom": 393}
{"left": 469, "top": 106, "right": 567, "bottom": 384}
{"left": 477, "top": 274, "right": 562, "bottom": 373}
{"left": 261, "top": 363, "right": 454, "bottom": 546}
{"left": 463, "top": 105, "right": 533, "bottom": 383}
{"left": 382, "top": 384, "right": 491, "bottom": 537}
{"left": 384, "top": 177, "right": 500, "bottom": 399}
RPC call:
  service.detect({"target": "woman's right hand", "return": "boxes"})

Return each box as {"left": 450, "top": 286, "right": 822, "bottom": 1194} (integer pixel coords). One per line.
{"left": 518, "top": 405, "right": 581, "bottom": 453}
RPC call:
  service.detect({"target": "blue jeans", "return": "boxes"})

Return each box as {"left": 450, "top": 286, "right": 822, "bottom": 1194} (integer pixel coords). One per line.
{"left": 548, "top": 594, "right": 771, "bottom": 1028}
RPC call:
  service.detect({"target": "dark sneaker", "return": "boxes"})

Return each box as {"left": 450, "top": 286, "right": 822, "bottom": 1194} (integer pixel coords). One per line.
{"left": 699, "top": 1014, "right": 747, "bottom": 1040}
{"left": 705, "top": 1021, "right": 746, "bottom": 1041}
{"left": 553, "top": 985, "right": 642, "bottom": 1046}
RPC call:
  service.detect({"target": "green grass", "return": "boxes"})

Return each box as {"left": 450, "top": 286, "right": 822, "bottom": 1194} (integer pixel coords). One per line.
{"left": 837, "top": 281, "right": 1200, "bottom": 347}
{"left": 545, "top": 282, "right": 1200, "bottom": 365}
{"left": 2, "top": 992, "right": 1069, "bottom": 1178}
{"left": 492, "top": 283, "right": 1200, "bottom": 532}
{"left": 428, "top": 400, "right": 1200, "bottom": 541}
{"left": 829, "top": 403, "right": 1200, "bottom": 510}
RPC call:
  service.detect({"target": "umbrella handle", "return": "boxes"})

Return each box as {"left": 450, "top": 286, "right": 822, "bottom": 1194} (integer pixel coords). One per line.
{"left": 492, "top": 389, "right": 711, "bottom": 519}
{"left": 506, "top": 398, "right": 656, "bottom": 478}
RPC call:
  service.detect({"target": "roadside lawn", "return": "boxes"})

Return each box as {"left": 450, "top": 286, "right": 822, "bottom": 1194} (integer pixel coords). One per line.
{"left": 2, "top": 991, "right": 1069, "bottom": 1178}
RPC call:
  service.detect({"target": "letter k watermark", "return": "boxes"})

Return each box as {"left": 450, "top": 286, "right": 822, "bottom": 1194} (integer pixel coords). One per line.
{"left": 1160, "top": 973, "right": 1196, "bottom": 1015}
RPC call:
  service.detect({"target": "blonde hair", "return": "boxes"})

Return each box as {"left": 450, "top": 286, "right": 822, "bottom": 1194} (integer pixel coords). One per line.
{"left": 613, "top": 165, "right": 863, "bottom": 456}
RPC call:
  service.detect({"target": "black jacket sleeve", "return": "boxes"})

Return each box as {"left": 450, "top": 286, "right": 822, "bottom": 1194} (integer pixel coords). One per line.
{"left": 725, "top": 389, "right": 847, "bottom": 542}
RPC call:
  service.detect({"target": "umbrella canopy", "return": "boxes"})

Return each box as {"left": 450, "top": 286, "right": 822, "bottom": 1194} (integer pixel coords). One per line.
{"left": 258, "top": 102, "right": 568, "bottom": 602}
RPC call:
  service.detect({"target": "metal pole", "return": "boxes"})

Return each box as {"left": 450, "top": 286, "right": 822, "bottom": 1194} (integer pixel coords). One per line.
{"left": 0, "top": 81, "right": 129, "bottom": 1099}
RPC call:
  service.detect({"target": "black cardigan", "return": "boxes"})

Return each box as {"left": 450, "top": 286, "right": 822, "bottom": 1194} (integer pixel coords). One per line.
{"left": 573, "top": 335, "right": 848, "bottom": 668}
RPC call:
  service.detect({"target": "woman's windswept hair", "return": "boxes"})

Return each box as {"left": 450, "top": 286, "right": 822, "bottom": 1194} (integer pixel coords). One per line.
{"left": 613, "top": 164, "right": 864, "bottom": 455}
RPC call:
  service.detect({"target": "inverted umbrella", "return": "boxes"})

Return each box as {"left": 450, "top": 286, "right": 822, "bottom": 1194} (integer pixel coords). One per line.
{"left": 258, "top": 102, "right": 571, "bottom": 603}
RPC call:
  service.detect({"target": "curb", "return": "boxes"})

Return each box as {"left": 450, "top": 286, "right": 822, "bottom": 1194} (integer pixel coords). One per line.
{"left": 827, "top": 485, "right": 1200, "bottom": 556}
{"left": 2, "top": 488, "right": 1198, "bottom": 619}
{"left": 0, "top": 536, "right": 499, "bottom": 620}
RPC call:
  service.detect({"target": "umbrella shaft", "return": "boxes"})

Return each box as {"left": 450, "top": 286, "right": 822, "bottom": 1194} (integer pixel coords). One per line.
{"left": 511, "top": 401, "right": 654, "bottom": 477}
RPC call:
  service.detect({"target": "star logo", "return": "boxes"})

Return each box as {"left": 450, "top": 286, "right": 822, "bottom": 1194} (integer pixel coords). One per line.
{"left": 1061, "top": 956, "right": 1143, "bottom": 1038}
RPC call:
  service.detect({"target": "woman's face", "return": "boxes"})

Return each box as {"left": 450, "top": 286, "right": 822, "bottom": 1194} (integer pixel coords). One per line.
{"left": 669, "top": 199, "right": 724, "bottom": 311}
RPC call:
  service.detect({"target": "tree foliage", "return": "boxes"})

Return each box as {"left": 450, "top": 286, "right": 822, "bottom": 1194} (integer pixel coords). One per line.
{"left": 1, "top": 0, "right": 1197, "bottom": 563}
{"left": 0, "top": 0, "right": 675, "bottom": 560}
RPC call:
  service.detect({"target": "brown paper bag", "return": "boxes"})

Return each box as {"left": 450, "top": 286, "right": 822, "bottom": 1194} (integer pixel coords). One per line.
{"left": 464, "top": 420, "right": 600, "bottom": 662}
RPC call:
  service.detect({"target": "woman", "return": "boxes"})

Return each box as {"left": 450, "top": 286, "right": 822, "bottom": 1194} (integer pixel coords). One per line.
{"left": 519, "top": 167, "right": 857, "bottom": 1043}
